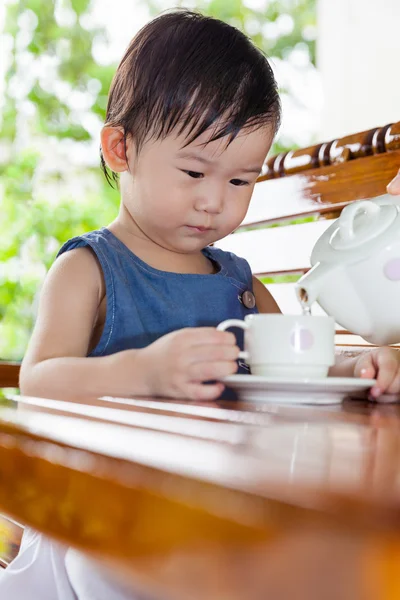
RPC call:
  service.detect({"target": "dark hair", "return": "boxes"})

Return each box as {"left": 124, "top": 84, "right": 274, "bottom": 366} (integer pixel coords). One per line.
{"left": 101, "top": 9, "right": 281, "bottom": 186}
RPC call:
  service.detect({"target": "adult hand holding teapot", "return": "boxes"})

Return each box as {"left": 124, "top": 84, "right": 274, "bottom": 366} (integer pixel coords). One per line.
{"left": 387, "top": 169, "right": 400, "bottom": 195}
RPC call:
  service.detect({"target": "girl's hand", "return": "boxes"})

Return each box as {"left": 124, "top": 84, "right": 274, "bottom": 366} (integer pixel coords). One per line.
{"left": 387, "top": 169, "right": 400, "bottom": 195}
{"left": 354, "top": 348, "right": 400, "bottom": 400}
{"left": 140, "top": 327, "right": 239, "bottom": 401}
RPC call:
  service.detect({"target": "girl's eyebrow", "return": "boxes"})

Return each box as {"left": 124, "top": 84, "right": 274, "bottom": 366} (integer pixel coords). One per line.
{"left": 177, "top": 151, "right": 262, "bottom": 174}
{"left": 177, "top": 151, "right": 213, "bottom": 164}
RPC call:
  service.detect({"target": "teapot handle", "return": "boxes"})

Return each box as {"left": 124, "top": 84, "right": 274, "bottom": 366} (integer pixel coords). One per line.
{"left": 339, "top": 201, "right": 380, "bottom": 241}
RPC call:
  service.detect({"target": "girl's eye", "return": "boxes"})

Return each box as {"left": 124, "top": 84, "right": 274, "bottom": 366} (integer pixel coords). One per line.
{"left": 230, "top": 179, "right": 249, "bottom": 187}
{"left": 184, "top": 170, "right": 204, "bottom": 179}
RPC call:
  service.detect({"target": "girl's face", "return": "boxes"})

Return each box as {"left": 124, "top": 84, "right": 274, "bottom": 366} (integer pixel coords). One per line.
{"left": 118, "top": 124, "right": 274, "bottom": 255}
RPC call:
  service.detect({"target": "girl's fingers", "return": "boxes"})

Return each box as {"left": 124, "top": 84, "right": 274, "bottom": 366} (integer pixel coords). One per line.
{"left": 185, "top": 328, "right": 236, "bottom": 346}
{"left": 383, "top": 370, "right": 400, "bottom": 395}
{"left": 189, "top": 344, "right": 240, "bottom": 364}
{"left": 186, "top": 382, "right": 225, "bottom": 401}
{"left": 371, "top": 351, "right": 399, "bottom": 398}
{"left": 354, "top": 354, "right": 376, "bottom": 379}
{"left": 188, "top": 359, "right": 238, "bottom": 381}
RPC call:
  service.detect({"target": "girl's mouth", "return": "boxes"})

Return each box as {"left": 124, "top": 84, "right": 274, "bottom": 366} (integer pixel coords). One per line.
{"left": 186, "top": 225, "right": 212, "bottom": 233}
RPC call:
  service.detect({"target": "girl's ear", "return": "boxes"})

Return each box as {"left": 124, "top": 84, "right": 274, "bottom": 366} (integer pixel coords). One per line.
{"left": 101, "top": 127, "right": 131, "bottom": 173}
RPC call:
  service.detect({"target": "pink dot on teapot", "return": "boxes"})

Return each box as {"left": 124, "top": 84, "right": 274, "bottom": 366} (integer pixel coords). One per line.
{"left": 384, "top": 258, "right": 400, "bottom": 281}
{"left": 290, "top": 328, "right": 314, "bottom": 352}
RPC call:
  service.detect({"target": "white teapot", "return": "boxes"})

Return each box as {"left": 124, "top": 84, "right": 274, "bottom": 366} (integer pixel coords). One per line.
{"left": 296, "top": 194, "right": 400, "bottom": 345}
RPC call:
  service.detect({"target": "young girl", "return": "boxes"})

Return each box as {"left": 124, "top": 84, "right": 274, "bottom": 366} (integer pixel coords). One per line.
{"left": 2, "top": 9, "right": 400, "bottom": 600}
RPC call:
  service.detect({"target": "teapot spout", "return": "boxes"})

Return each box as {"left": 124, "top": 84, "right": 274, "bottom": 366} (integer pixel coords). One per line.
{"left": 296, "top": 262, "right": 336, "bottom": 309}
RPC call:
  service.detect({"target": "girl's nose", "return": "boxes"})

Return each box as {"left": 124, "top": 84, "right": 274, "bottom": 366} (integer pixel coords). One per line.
{"left": 195, "top": 185, "right": 224, "bottom": 214}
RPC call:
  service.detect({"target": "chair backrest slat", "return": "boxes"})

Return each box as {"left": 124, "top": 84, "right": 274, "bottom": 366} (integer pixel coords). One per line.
{"left": 216, "top": 220, "right": 332, "bottom": 277}
{"left": 244, "top": 150, "right": 400, "bottom": 226}
{"left": 240, "top": 121, "right": 400, "bottom": 228}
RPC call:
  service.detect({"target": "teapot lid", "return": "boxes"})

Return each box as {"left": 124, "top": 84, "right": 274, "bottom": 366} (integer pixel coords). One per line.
{"left": 311, "top": 197, "right": 400, "bottom": 265}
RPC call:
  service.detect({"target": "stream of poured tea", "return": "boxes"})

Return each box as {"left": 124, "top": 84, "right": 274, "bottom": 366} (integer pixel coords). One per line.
{"left": 298, "top": 287, "right": 312, "bottom": 316}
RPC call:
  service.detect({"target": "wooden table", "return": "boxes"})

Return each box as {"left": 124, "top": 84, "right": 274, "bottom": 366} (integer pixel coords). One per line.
{"left": 1, "top": 391, "right": 400, "bottom": 599}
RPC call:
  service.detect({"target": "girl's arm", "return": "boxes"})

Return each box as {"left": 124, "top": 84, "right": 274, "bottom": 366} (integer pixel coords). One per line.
{"left": 252, "top": 276, "right": 281, "bottom": 313}
{"left": 20, "top": 248, "right": 150, "bottom": 400}
{"left": 20, "top": 248, "right": 239, "bottom": 402}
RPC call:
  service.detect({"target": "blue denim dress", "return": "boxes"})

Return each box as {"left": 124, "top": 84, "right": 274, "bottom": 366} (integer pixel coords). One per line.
{"left": 58, "top": 228, "right": 258, "bottom": 366}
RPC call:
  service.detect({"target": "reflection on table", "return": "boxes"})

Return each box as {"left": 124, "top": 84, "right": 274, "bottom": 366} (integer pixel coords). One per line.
{"left": 0, "top": 391, "right": 400, "bottom": 600}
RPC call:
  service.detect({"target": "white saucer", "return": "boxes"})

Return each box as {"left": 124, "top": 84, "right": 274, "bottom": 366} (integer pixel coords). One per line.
{"left": 223, "top": 375, "right": 377, "bottom": 404}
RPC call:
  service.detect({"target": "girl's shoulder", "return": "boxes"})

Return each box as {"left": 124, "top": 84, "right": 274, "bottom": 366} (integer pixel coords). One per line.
{"left": 51, "top": 244, "right": 104, "bottom": 300}
{"left": 57, "top": 228, "right": 109, "bottom": 257}
{"left": 57, "top": 229, "right": 119, "bottom": 285}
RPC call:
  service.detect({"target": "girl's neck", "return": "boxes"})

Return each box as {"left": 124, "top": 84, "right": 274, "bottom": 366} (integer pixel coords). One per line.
{"left": 107, "top": 216, "right": 215, "bottom": 275}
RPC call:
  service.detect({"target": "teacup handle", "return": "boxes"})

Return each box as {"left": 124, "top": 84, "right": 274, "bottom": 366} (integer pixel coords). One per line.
{"left": 216, "top": 319, "right": 249, "bottom": 360}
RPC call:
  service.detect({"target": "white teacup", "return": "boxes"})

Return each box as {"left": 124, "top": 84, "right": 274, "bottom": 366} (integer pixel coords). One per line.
{"left": 217, "top": 314, "right": 335, "bottom": 379}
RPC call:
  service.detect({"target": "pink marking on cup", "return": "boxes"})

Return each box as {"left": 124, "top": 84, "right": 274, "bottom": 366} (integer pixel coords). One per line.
{"left": 383, "top": 258, "right": 400, "bottom": 281}
{"left": 290, "top": 328, "right": 314, "bottom": 352}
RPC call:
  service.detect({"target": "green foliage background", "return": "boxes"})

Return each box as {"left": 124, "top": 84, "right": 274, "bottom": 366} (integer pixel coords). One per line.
{"left": 0, "top": 0, "right": 316, "bottom": 360}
